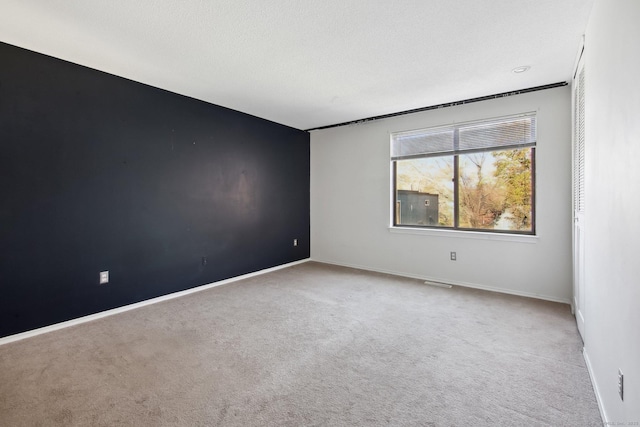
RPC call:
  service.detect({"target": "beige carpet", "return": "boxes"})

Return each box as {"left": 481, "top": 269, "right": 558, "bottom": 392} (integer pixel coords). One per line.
{"left": 0, "top": 262, "right": 601, "bottom": 426}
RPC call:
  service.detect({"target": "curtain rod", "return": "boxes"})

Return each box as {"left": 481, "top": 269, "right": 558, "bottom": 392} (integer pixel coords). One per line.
{"left": 305, "top": 81, "right": 568, "bottom": 132}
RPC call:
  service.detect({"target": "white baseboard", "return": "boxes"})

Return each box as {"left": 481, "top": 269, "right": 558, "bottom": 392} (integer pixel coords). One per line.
{"left": 312, "top": 258, "right": 572, "bottom": 305}
{"left": 0, "top": 258, "right": 310, "bottom": 346}
{"left": 583, "top": 347, "right": 607, "bottom": 425}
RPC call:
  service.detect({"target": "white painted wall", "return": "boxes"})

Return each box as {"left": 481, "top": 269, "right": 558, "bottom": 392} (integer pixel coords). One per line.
{"left": 583, "top": 0, "right": 640, "bottom": 422}
{"left": 311, "top": 87, "right": 572, "bottom": 303}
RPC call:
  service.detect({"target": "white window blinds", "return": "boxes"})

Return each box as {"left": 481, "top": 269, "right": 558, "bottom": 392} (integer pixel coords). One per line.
{"left": 391, "top": 113, "right": 536, "bottom": 160}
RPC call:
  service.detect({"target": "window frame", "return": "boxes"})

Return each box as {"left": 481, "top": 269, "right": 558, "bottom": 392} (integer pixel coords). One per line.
{"left": 390, "top": 113, "right": 537, "bottom": 236}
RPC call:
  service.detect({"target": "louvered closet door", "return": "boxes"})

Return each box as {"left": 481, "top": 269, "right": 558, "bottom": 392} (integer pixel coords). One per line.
{"left": 573, "top": 49, "right": 586, "bottom": 341}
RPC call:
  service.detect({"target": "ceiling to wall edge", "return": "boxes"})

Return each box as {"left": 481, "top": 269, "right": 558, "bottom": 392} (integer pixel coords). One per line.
{"left": 304, "top": 82, "right": 568, "bottom": 132}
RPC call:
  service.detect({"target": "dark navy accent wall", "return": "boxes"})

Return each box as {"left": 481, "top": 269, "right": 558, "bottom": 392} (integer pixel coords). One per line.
{"left": 0, "top": 42, "right": 310, "bottom": 338}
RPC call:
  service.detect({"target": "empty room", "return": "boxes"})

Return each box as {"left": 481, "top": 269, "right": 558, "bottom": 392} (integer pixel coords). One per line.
{"left": 1, "top": 0, "right": 638, "bottom": 425}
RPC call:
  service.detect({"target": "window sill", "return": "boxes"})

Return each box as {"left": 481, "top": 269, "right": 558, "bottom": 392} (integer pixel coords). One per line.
{"left": 388, "top": 226, "right": 538, "bottom": 243}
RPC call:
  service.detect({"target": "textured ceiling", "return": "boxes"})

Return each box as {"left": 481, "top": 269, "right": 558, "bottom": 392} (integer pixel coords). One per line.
{"left": 0, "top": 0, "right": 594, "bottom": 130}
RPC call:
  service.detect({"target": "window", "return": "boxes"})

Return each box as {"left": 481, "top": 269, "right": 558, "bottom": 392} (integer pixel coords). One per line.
{"left": 391, "top": 113, "right": 536, "bottom": 234}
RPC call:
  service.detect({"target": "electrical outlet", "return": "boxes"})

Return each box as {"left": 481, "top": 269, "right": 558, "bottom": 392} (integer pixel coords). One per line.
{"left": 293, "top": 239, "right": 298, "bottom": 247}
{"left": 618, "top": 369, "right": 624, "bottom": 401}
{"left": 99, "top": 271, "right": 109, "bottom": 284}
{"left": 450, "top": 251, "right": 457, "bottom": 261}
